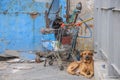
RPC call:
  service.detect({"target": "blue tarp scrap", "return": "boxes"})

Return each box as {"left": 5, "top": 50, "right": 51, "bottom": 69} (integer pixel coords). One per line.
{"left": 20, "top": 52, "right": 36, "bottom": 60}
{"left": 41, "top": 33, "right": 56, "bottom": 51}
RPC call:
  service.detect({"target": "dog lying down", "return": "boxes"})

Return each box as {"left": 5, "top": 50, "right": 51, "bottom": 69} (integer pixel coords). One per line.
{"left": 67, "top": 50, "right": 94, "bottom": 78}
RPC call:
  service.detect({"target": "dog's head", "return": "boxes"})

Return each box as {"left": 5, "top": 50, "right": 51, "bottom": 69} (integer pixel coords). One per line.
{"left": 80, "top": 50, "right": 93, "bottom": 63}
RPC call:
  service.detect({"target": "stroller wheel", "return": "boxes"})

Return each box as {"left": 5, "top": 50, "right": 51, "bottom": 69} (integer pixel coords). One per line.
{"left": 59, "top": 65, "right": 64, "bottom": 71}
{"left": 49, "top": 61, "right": 53, "bottom": 65}
{"left": 44, "top": 59, "right": 47, "bottom": 67}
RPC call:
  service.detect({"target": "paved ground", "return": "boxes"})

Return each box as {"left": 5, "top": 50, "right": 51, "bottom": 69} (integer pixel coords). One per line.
{"left": 0, "top": 61, "right": 94, "bottom": 80}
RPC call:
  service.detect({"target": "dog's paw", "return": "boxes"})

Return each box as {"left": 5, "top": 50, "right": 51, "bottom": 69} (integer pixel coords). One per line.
{"left": 86, "top": 71, "right": 90, "bottom": 75}
{"left": 75, "top": 71, "right": 80, "bottom": 76}
{"left": 86, "top": 75, "right": 92, "bottom": 79}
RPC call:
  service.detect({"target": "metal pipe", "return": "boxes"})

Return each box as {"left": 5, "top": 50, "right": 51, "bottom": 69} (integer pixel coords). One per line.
{"left": 66, "top": 0, "right": 70, "bottom": 22}
{"left": 47, "top": 0, "right": 54, "bottom": 16}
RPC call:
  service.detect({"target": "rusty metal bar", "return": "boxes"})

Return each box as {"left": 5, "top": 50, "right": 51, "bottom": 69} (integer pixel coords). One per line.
{"left": 47, "top": 0, "right": 54, "bottom": 16}
{"left": 45, "top": 10, "right": 50, "bottom": 28}
{"left": 66, "top": 0, "right": 70, "bottom": 23}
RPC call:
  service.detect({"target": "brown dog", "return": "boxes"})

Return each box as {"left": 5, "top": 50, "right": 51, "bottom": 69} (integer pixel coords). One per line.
{"left": 67, "top": 50, "right": 94, "bottom": 78}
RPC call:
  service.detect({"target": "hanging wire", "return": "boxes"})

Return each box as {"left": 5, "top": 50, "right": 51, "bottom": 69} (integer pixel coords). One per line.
{"left": 79, "top": 17, "right": 92, "bottom": 38}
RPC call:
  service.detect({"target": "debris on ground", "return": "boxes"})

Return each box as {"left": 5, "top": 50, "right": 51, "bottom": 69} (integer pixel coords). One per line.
{"left": 0, "top": 62, "right": 8, "bottom": 70}
{"left": 0, "top": 62, "right": 92, "bottom": 80}
{"left": 11, "top": 64, "right": 33, "bottom": 70}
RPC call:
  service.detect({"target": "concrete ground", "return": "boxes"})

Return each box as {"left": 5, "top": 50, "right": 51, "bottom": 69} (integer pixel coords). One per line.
{"left": 0, "top": 61, "right": 95, "bottom": 80}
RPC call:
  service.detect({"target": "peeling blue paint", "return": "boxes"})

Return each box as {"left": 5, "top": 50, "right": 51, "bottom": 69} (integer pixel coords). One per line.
{"left": 0, "top": 0, "right": 49, "bottom": 13}
{"left": 59, "top": 0, "right": 67, "bottom": 22}
{"left": 0, "top": 0, "right": 66, "bottom": 55}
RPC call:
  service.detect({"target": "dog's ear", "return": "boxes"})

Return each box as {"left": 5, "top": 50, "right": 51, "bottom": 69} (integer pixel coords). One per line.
{"left": 89, "top": 51, "right": 93, "bottom": 56}
{"left": 80, "top": 51, "right": 84, "bottom": 57}
{"left": 90, "top": 52, "right": 93, "bottom": 56}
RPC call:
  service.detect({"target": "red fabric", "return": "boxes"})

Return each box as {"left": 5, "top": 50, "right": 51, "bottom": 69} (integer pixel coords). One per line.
{"left": 61, "top": 23, "right": 65, "bottom": 28}
{"left": 62, "top": 36, "right": 72, "bottom": 45}
{"left": 75, "top": 22, "right": 82, "bottom": 26}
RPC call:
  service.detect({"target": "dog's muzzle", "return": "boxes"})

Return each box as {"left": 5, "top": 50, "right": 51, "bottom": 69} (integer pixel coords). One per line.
{"left": 85, "top": 56, "right": 90, "bottom": 60}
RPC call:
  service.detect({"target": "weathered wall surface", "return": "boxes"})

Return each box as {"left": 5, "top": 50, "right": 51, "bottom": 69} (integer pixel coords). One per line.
{"left": 70, "top": 0, "right": 94, "bottom": 19}
{"left": 94, "top": 0, "right": 120, "bottom": 77}
{"left": 69, "top": 0, "right": 94, "bottom": 50}
{"left": 0, "top": 0, "right": 59, "bottom": 54}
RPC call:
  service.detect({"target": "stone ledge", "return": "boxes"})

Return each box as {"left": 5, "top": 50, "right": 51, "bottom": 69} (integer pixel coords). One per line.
{"left": 94, "top": 60, "right": 120, "bottom": 80}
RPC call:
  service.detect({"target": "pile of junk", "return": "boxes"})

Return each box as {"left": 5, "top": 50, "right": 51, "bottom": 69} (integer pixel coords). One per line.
{"left": 35, "top": 1, "right": 94, "bottom": 72}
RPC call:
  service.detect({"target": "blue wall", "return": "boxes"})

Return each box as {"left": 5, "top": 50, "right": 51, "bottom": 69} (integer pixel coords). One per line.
{"left": 0, "top": 0, "right": 61, "bottom": 53}
{"left": 59, "top": 0, "right": 67, "bottom": 22}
